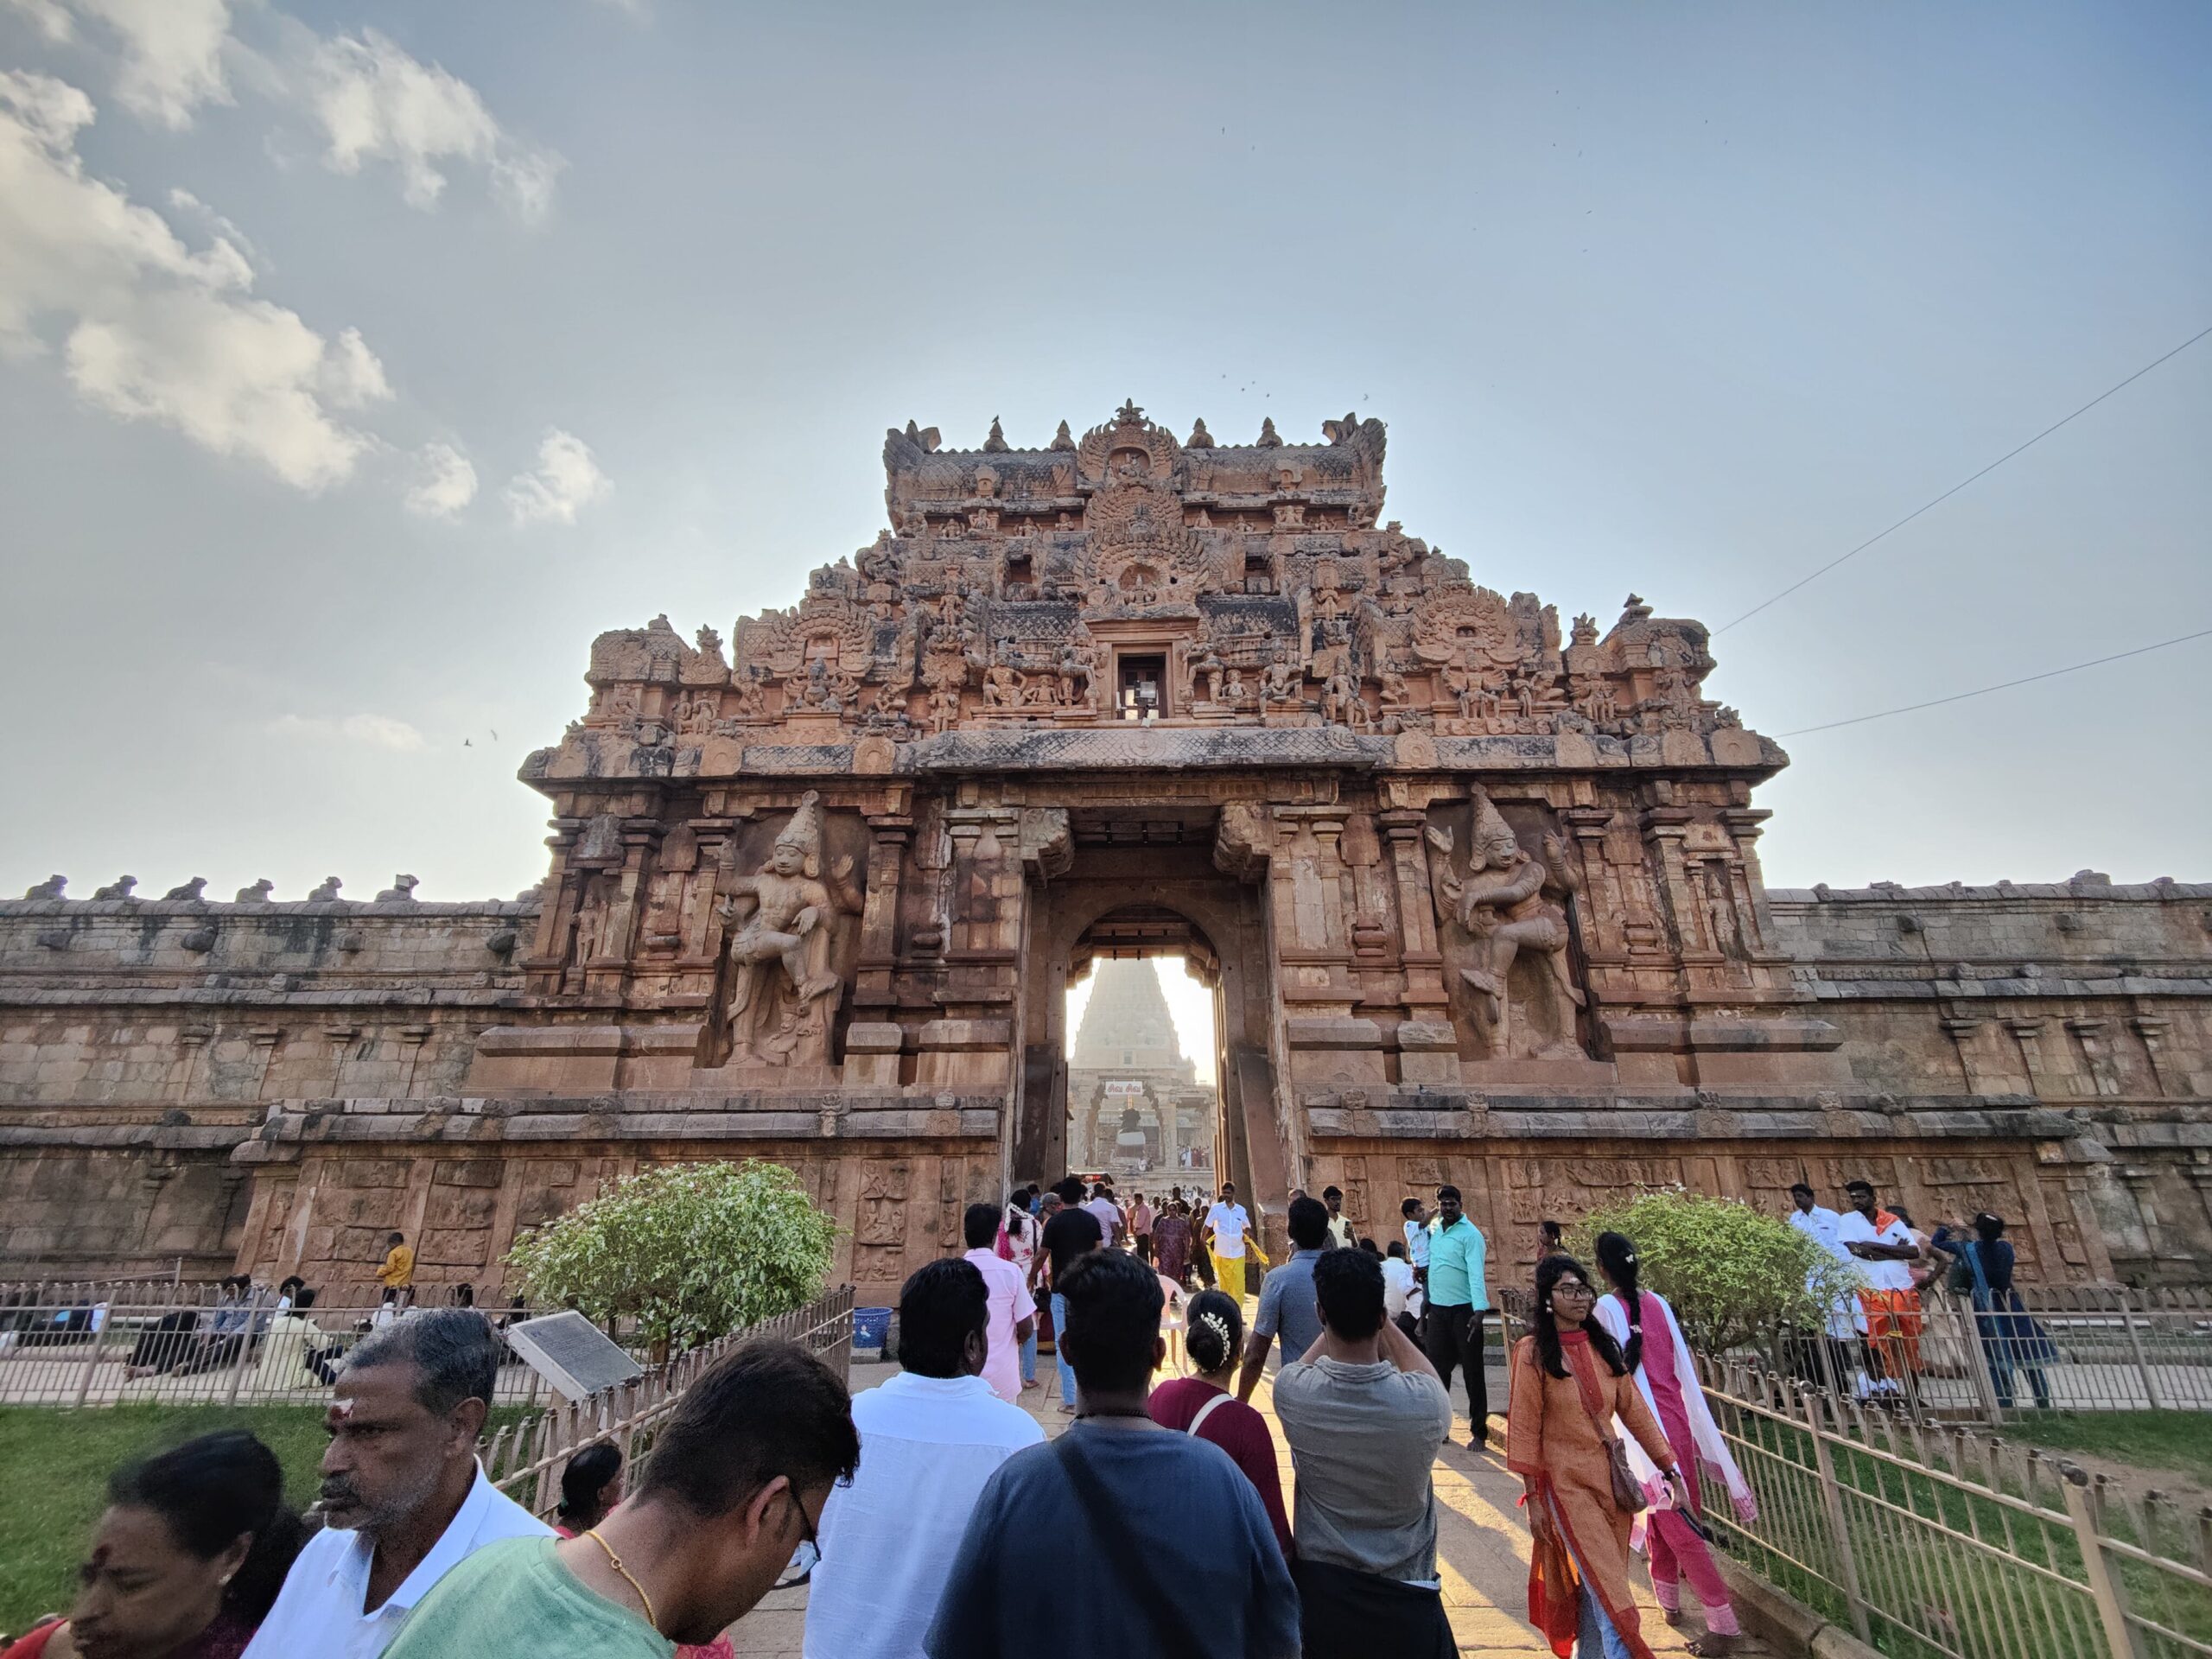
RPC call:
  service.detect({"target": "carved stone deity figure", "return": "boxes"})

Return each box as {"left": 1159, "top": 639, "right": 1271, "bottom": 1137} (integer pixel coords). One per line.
{"left": 1188, "top": 644, "right": 1224, "bottom": 705}
{"left": 1262, "top": 657, "right": 1302, "bottom": 706}
{"left": 1320, "top": 670, "right": 1370, "bottom": 728}
{"left": 715, "top": 791, "right": 864, "bottom": 1066}
{"left": 1424, "top": 791, "right": 1586, "bottom": 1060}
{"left": 1056, "top": 638, "right": 1099, "bottom": 710}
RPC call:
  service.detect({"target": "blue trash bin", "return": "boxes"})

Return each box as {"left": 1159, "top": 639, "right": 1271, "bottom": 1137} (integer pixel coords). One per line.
{"left": 853, "top": 1306, "right": 892, "bottom": 1351}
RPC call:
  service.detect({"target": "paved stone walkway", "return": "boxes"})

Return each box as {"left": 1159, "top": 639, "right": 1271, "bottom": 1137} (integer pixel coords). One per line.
{"left": 726, "top": 1350, "right": 1770, "bottom": 1657}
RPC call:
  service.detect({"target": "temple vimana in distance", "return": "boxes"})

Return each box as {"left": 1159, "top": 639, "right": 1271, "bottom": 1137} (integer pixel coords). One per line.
{"left": 3, "top": 402, "right": 2206, "bottom": 1304}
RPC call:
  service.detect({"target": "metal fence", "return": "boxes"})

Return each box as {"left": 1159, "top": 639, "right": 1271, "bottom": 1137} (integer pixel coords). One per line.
{"left": 0, "top": 1281, "right": 574, "bottom": 1408}
{"left": 1494, "top": 1281, "right": 2212, "bottom": 1427}
{"left": 486, "top": 1286, "right": 855, "bottom": 1521}
{"left": 1698, "top": 1356, "right": 2212, "bottom": 1659}
{"left": 1767, "top": 1285, "right": 2212, "bottom": 1427}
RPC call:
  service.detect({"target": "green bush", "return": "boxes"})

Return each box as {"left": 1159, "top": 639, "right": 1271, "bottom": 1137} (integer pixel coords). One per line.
{"left": 505, "top": 1160, "right": 838, "bottom": 1350}
{"left": 1568, "top": 1187, "right": 1861, "bottom": 1355}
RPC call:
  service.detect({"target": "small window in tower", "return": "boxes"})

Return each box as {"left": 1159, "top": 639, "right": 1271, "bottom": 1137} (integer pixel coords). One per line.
{"left": 1004, "top": 550, "right": 1033, "bottom": 595}
{"left": 1243, "top": 554, "right": 1273, "bottom": 594}
{"left": 1118, "top": 653, "right": 1166, "bottom": 721}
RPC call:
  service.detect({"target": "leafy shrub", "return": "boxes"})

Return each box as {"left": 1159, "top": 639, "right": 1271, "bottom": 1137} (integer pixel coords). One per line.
{"left": 505, "top": 1160, "right": 838, "bottom": 1350}
{"left": 1567, "top": 1187, "right": 1862, "bottom": 1355}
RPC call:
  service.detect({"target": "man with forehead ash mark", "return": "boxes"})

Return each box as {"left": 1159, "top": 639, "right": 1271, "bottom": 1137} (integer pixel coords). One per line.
{"left": 242, "top": 1310, "right": 550, "bottom": 1659}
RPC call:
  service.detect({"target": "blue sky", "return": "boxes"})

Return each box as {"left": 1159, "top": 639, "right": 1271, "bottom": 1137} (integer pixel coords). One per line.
{"left": 1, "top": 1, "right": 2206, "bottom": 902}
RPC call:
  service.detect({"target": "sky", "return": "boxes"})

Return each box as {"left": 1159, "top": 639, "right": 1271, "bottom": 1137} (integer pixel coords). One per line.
{"left": 1, "top": 1, "right": 2207, "bottom": 905}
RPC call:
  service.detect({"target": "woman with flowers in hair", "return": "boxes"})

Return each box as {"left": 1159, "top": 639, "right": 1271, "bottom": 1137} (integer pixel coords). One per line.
{"left": 1148, "top": 1287, "right": 1294, "bottom": 1560}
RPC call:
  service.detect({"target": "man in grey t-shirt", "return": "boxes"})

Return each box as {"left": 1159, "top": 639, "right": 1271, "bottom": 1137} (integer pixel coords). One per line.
{"left": 1236, "top": 1194, "right": 1331, "bottom": 1402}
{"left": 1272, "top": 1248, "right": 1455, "bottom": 1656}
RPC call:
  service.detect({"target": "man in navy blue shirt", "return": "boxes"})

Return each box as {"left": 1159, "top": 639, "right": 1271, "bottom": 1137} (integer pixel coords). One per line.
{"left": 925, "top": 1248, "right": 1298, "bottom": 1659}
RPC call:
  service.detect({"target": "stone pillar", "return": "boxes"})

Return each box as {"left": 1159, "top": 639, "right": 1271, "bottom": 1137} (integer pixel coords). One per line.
{"left": 2133, "top": 1017, "right": 2177, "bottom": 1097}
{"left": 855, "top": 814, "right": 912, "bottom": 1007}
{"left": 2006, "top": 1019, "right": 2051, "bottom": 1098}
{"left": 1720, "top": 805, "right": 1776, "bottom": 954}
{"left": 1941, "top": 1016, "right": 1990, "bottom": 1094}
{"left": 1378, "top": 809, "right": 1449, "bottom": 1020}
{"left": 1637, "top": 802, "right": 1717, "bottom": 963}
{"left": 1560, "top": 806, "right": 1622, "bottom": 962}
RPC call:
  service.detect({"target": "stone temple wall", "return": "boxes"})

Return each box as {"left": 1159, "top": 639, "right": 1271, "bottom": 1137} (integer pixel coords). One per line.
{"left": 3, "top": 403, "right": 2207, "bottom": 1303}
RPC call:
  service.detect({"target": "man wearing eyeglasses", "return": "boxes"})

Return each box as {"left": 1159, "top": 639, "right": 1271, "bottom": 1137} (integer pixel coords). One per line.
{"left": 383, "top": 1338, "right": 859, "bottom": 1658}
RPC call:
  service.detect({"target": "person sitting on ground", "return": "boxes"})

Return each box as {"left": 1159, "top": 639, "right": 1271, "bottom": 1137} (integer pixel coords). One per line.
{"left": 1271, "top": 1248, "right": 1456, "bottom": 1659}
{"left": 925, "top": 1248, "right": 1299, "bottom": 1659}
{"left": 1236, "top": 1195, "right": 1332, "bottom": 1402}
{"left": 249, "top": 1287, "right": 332, "bottom": 1394}
{"left": 807, "top": 1259, "right": 1042, "bottom": 1659}
{"left": 375, "top": 1234, "right": 415, "bottom": 1304}
{"left": 243, "top": 1310, "right": 551, "bottom": 1658}
{"left": 1, "top": 1431, "right": 308, "bottom": 1659}
{"left": 385, "top": 1339, "right": 858, "bottom": 1659}
{"left": 961, "top": 1202, "right": 1037, "bottom": 1404}
{"left": 1149, "top": 1288, "right": 1293, "bottom": 1560}
{"left": 553, "top": 1444, "right": 624, "bottom": 1538}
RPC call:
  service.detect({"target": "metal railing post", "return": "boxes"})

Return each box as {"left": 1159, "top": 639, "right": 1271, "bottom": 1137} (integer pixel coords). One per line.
{"left": 2113, "top": 1287, "right": 2165, "bottom": 1410}
{"left": 221, "top": 1295, "right": 261, "bottom": 1407}
{"left": 2058, "top": 1464, "right": 2145, "bottom": 1659}
{"left": 69, "top": 1304, "right": 118, "bottom": 1408}
{"left": 1961, "top": 1300, "right": 2009, "bottom": 1427}
{"left": 1798, "top": 1384, "right": 1876, "bottom": 1647}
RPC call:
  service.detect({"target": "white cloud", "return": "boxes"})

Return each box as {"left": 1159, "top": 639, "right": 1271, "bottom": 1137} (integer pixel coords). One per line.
{"left": 306, "top": 29, "right": 563, "bottom": 221}
{"left": 4, "top": 0, "right": 75, "bottom": 44}
{"left": 0, "top": 70, "right": 392, "bottom": 488}
{"left": 505, "top": 429, "right": 609, "bottom": 525}
{"left": 406, "top": 441, "right": 477, "bottom": 519}
{"left": 14, "top": 0, "right": 234, "bottom": 128}
{"left": 269, "top": 713, "right": 427, "bottom": 752}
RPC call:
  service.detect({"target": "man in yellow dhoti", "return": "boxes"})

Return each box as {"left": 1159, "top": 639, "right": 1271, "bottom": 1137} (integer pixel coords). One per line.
{"left": 1204, "top": 1183, "right": 1262, "bottom": 1302}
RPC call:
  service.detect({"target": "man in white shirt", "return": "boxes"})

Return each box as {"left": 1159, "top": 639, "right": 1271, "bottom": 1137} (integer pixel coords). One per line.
{"left": 807, "top": 1257, "right": 1043, "bottom": 1658}
{"left": 1204, "top": 1181, "right": 1255, "bottom": 1301}
{"left": 961, "top": 1202, "right": 1037, "bottom": 1402}
{"left": 1083, "top": 1182, "right": 1124, "bottom": 1245}
{"left": 1835, "top": 1179, "right": 1924, "bottom": 1394}
{"left": 244, "top": 1309, "right": 551, "bottom": 1659}
{"left": 1400, "top": 1196, "right": 1431, "bottom": 1286}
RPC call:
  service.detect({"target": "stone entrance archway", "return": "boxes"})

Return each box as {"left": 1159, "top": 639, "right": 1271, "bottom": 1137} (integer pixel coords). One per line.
{"left": 1015, "top": 812, "right": 1283, "bottom": 1211}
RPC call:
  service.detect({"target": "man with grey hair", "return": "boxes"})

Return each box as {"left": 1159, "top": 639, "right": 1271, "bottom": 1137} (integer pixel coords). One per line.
{"left": 243, "top": 1308, "right": 551, "bottom": 1658}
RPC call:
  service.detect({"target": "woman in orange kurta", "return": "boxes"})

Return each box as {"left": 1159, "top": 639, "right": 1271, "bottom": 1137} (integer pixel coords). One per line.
{"left": 1507, "top": 1254, "right": 1682, "bottom": 1659}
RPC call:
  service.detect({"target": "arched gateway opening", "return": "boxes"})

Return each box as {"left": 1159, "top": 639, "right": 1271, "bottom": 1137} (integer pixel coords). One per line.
{"left": 1014, "top": 807, "right": 1284, "bottom": 1215}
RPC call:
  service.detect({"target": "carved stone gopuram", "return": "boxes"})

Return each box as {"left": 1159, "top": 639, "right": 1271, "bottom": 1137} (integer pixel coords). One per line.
{"left": 2, "top": 404, "right": 2208, "bottom": 1300}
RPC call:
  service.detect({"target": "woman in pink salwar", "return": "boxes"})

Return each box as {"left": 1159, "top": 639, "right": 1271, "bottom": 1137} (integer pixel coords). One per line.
{"left": 1593, "top": 1232, "right": 1758, "bottom": 1657}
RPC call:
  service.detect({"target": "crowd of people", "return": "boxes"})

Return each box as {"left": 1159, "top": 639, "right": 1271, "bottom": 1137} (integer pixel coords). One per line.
{"left": 1788, "top": 1179, "right": 2056, "bottom": 1408}
{"left": 11, "top": 1171, "right": 2059, "bottom": 1659}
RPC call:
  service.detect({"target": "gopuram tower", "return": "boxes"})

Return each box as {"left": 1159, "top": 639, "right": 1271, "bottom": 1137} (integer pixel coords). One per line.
{"left": 2, "top": 403, "right": 2206, "bottom": 1300}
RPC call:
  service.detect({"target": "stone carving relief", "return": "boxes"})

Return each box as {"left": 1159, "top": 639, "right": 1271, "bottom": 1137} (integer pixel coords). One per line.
{"left": 713, "top": 791, "right": 866, "bottom": 1068}
{"left": 543, "top": 404, "right": 1764, "bottom": 764}
{"left": 1425, "top": 791, "right": 1588, "bottom": 1061}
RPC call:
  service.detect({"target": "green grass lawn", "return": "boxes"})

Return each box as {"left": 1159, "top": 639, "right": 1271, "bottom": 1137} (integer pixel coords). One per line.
{"left": 0, "top": 1405, "right": 532, "bottom": 1637}
{"left": 1998, "top": 1411, "right": 2212, "bottom": 1487}
{"left": 0, "top": 1405, "right": 334, "bottom": 1634}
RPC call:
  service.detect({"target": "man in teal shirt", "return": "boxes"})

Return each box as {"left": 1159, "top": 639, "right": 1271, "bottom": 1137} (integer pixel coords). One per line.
{"left": 1422, "top": 1183, "right": 1491, "bottom": 1445}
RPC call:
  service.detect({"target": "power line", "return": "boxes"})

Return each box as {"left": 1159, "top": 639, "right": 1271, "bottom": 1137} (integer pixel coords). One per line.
{"left": 1775, "top": 626, "right": 2212, "bottom": 738}
{"left": 1715, "top": 322, "right": 2212, "bottom": 635}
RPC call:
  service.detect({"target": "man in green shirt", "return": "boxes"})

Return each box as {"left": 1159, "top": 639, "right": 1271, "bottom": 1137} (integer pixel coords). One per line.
{"left": 1421, "top": 1183, "right": 1491, "bottom": 1447}
{"left": 385, "top": 1338, "right": 860, "bottom": 1657}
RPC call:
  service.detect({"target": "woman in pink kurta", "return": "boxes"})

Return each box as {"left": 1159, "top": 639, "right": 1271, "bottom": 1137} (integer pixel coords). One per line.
{"left": 1594, "top": 1232, "right": 1758, "bottom": 1656}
